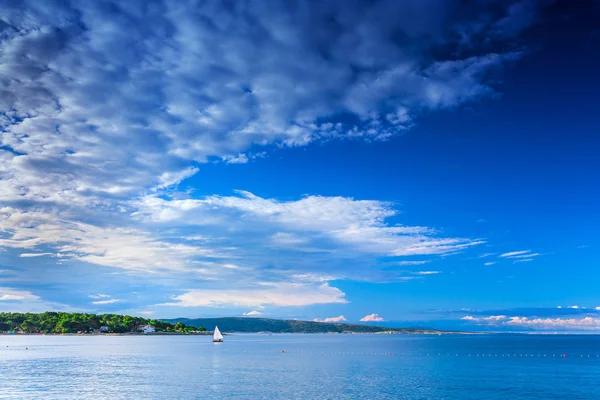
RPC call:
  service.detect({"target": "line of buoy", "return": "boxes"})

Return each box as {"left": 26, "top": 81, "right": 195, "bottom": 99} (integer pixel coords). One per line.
{"left": 231, "top": 350, "right": 600, "bottom": 358}
{"left": 5, "top": 346, "right": 599, "bottom": 359}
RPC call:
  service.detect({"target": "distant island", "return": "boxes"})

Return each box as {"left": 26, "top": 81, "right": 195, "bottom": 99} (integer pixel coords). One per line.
{"left": 164, "top": 317, "right": 449, "bottom": 334}
{"left": 0, "top": 313, "right": 452, "bottom": 335}
{"left": 0, "top": 312, "right": 205, "bottom": 334}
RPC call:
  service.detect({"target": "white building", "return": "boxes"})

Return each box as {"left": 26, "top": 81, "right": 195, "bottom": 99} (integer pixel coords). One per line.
{"left": 139, "top": 324, "right": 155, "bottom": 334}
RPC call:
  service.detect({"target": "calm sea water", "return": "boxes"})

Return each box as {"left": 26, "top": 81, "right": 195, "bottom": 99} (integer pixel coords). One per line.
{"left": 1, "top": 334, "right": 599, "bottom": 399}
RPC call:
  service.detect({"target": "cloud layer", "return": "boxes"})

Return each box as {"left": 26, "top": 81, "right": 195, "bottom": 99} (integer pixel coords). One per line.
{"left": 1, "top": 0, "right": 538, "bottom": 210}
{"left": 462, "top": 312, "right": 600, "bottom": 331}
{"left": 161, "top": 282, "right": 347, "bottom": 308}
{"left": 0, "top": 0, "right": 549, "bottom": 314}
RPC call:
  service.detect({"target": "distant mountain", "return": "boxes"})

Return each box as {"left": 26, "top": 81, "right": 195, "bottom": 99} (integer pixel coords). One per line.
{"left": 162, "top": 317, "right": 445, "bottom": 334}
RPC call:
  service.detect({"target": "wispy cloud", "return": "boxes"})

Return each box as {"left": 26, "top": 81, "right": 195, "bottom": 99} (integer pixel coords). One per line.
{"left": 314, "top": 315, "right": 347, "bottom": 323}
{"left": 89, "top": 294, "right": 111, "bottom": 299}
{"left": 92, "top": 299, "right": 121, "bottom": 305}
{"left": 1, "top": 207, "right": 224, "bottom": 273}
{"left": 510, "top": 253, "right": 541, "bottom": 259}
{"left": 136, "top": 191, "right": 484, "bottom": 258}
{"left": 416, "top": 271, "right": 440, "bottom": 275}
{"left": 484, "top": 261, "right": 496, "bottom": 266}
{"left": 243, "top": 310, "right": 262, "bottom": 316}
{"left": 19, "top": 253, "right": 54, "bottom": 258}
{"left": 160, "top": 281, "right": 347, "bottom": 308}
{"left": 360, "top": 313, "right": 384, "bottom": 322}
{"left": 499, "top": 250, "right": 542, "bottom": 263}
{"left": 499, "top": 250, "right": 531, "bottom": 258}
{"left": 390, "top": 261, "right": 430, "bottom": 266}
{"left": 478, "top": 253, "right": 496, "bottom": 258}
{"left": 270, "top": 232, "right": 309, "bottom": 247}
{"left": 0, "top": 288, "right": 40, "bottom": 301}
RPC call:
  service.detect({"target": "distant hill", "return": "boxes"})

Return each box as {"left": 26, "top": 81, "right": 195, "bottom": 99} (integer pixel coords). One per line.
{"left": 162, "top": 317, "right": 444, "bottom": 334}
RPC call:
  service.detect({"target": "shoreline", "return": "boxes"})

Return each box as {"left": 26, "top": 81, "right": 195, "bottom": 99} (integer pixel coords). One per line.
{"left": 0, "top": 332, "right": 213, "bottom": 336}
{"left": 4, "top": 331, "right": 597, "bottom": 336}
{"left": 0, "top": 331, "right": 470, "bottom": 336}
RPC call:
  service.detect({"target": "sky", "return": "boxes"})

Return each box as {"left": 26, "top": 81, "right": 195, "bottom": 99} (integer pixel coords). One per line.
{"left": 1, "top": 0, "right": 599, "bottom": 332}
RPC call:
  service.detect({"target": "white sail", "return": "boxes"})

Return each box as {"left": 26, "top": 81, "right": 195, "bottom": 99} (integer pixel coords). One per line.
{"left": 213, "top": 326, "right": 223, "bottom": 341}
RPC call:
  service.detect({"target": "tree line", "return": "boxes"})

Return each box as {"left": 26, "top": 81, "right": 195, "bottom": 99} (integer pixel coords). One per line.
{"left": 0, "top": 312, "right": 206, "bottom": 334}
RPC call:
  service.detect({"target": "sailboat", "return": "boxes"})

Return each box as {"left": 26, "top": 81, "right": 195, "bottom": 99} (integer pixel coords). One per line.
{"left": 213, "top": 326, "right": 224, "bottom": 343}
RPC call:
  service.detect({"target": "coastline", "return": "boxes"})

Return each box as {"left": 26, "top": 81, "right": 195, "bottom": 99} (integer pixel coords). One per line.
{"left": 0, "top": 332, "right": 213, "bottom": 336}
{"left": 1, "top": 331, "right": 468, "bottom": 336}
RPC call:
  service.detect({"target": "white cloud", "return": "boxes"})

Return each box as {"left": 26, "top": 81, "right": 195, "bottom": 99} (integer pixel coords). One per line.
{"left": 461, "top": 315, "right": 507, "bottom": 322}
{"left": 567, "top": 305, "right": 580, "bottom": 309}
{"left": 135, "top": 191, "right": 483, "bottom": 257}
{"left": 0, "top": 0, "right": 545, "bottom": 311}
{"left": 511, "top": 253, "right": 541, "bottom": 259}
{"left": 461, "top": 314, "right": 600, "bottom": 330}
{"left": 499, "top": 250, "right": 531, "bottom": 258}
{"left": 506, "top": 317, "right": 600, "bottom": 330}
{"left": 478, "top": 253, "right": 496, "bottom": 258}
{"left": 500, "top": 250, "right": 541, "bottom": 260}
{"left": 497, "top": 250, "right": 542, "bottom": 264}
{"left": 0, "top": 288, "right": 40, "bottom": 301}
{"left": 391, "top": 260, "right": 430, "bottom": 266}
{"left": 484, "top": 261, "right": 496, "bottom": 266}
{"left": 155, "top": 167, "right": 199, "bottom": 190}
{"left": 161, "top": 281, "right": 347, "bottom": 308}
{"left": 360, "top": 313, "right": 384, "bottom": 322}
{"left": 223, "top": 154, "right": 249, "bottom": 164}
{"left": 19, "top": 252, "right": 54, "bottom": 258}
{"left": 243, "top": 310, "right": 262, "bottom": 316}
{"left": 138, "top": 311, "right": 155, "bottom": 316}
{"left": 0, "top": 207, "right": 223, "bottom": 273}
{"left": 513, "top": 259, "right": 533, "bottom": 263}
{"left": 0, "top": 0, "right": 537, "bottom": 213}
{"left": 314, "top": 315, "right": 347, "bottom": 323}
{"left": 416, "top": 271, "right": 440, "bottom": 275}
{"left": 270, "top": 232, "right": 309, "bottom": 247}
{"left": 0, "top": 190, "right": 481, "bottom": 300}
{"left": 89, "top": 294, "right": 110, "bottom": 299}
{"left": 0, "top": 287, "right": 80, "bottom": 313}
{"left": 0, "top": 0, "right": 533, "bottom": 215}
{"left": 92, "top": 299, "right": 121, "bottom": 305}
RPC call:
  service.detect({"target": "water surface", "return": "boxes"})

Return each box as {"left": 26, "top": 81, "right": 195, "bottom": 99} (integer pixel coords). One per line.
{"left": 1, "top": 334, "right": 599, "bottom": 399}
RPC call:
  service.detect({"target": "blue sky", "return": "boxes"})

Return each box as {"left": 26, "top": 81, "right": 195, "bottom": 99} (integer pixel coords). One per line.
{"left": 1, "top": 0, "right": 599, "bottom": 331}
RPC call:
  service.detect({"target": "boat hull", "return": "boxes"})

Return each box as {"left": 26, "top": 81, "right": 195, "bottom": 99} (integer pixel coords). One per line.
{"left": 212, "top": 339, "right": 223, "bottom": 343}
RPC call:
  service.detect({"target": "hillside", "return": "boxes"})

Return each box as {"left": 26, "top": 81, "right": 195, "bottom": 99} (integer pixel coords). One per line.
{"left": 0, "top": 312, "right": 206, "bottom": 334}
{"left": 163, "top": 317, "right": 444, "bottom": 334}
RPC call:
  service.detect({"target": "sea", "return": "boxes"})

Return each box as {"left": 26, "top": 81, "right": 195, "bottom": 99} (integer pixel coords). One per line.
{"left": 1, "top": 333, "right": 599, "bottom": 399}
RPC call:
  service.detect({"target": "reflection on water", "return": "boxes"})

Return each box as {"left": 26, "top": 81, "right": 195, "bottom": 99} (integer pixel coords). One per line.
{"left": 0, "top": 334, "right": 599, "bottom": 399}
{"left": 210, "top": 341, "right": 222, "bottom": 392}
